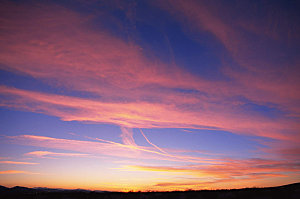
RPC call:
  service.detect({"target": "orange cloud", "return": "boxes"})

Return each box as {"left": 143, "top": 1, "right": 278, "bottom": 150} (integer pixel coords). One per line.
{"left": 126, "top": 159, "right": 297, "bottom": 179}
{"left": 153, "top": 173, "right": 287, "bottom": 189}
{"left": 119, "top": 160, "right": 296, "bottom": 190}
{"left": 0, "top": 161, "right": 38, "bottom": 165}
{"left": 154, "top": 181, "right": 201, "bottom": 187}
{"left": 0, "top": 170, "right": 34, "bottom": 175}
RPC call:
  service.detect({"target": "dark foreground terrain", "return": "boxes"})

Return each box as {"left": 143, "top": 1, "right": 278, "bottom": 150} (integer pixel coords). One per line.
{"left": 0, "top": 182, "right": 299, "bottom": 199}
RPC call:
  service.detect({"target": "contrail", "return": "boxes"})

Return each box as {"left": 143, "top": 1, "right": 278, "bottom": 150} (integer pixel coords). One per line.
{"left": 85, "top": 135, "right": 167, "bottom": 156}
{"left": 139, "top": 129, "right": 168, "bottom": 154}
{"left": 120, "top": 127, "right": 138, "bottom": 146}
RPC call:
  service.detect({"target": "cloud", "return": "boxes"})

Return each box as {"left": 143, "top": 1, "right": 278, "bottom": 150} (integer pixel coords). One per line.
{"left": 0, "top": 0, "right": 298, "bottom": 147}
{"left": 155, "top": 0, "right": 300, "bottom": 111}
{"left": 139, "top": 129, "right": 168, "bottom": 154}
{"left": 1, "top": 85, "right": 298, "bottom": 143}
{"left": 0, "top": 1, "right": 299, "bottom": 185}
{"left": 0, "top": 161, "right": 38, "bottom": 165}
{"left": 153, "top": 173, "right": 287, "bottom": 188}
{"left": 25, "top": 151, "right": 89, "bottom": 158}
{"left": 118, "top": 158, "right": 298, "bottom": 190}
{"left": 154, "top": 181, "right": 202, "bottom": 187}
{"left": 9, "top": 135, "right": 145, "bottom": 160}
{"left": 0, "top": 0, "right": 203, "bottom": 96}
{"left": 0, "top": 170, "right": 37, "bottom": 175}
{"left": 3, "top": 134, "right": 222, "bottom": 164}
{"left": 120, "top": 127, "right": 137, "bottom": 146}
{"left": 126, "top": 158, "right": 298, "bottom": 179}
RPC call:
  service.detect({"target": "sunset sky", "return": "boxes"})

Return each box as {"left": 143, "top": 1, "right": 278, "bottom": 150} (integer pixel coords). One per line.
{"left": 0, "top": 0, "right": 299, "bottom": 191}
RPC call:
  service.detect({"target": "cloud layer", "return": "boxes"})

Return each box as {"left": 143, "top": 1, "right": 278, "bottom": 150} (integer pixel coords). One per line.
{"left": 0, "top": 0, "right": 299, "bottom": 190}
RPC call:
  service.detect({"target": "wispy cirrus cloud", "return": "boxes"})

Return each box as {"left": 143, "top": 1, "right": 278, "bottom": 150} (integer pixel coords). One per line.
{"left": 0, "top": 170, "right": 38, "bottom": 175}
{"left": 0, "top": 0, "right": 299, "bottom": 190}
{"left": 3, "top": 134, "right": 222, "bottom": 164}
{"left": 139, "top": 129, "right": 168, "bottom": 154}
{"left": 126, "top": 159, "right": 297, "bottom": 181}
{"left": 155, "top": 0, "right": 300, "bottom": 111}
{"left": 120, "top": 127, "right": 138, "bottom": 147}
{"left": 153, "top": 173, "right": 287, "bottom": 189}
{"left": 0, "top": 161, "right": 38, "bottom": 165}
{"left": 25, "top": 151, "right": 89, "bottom": 158}
{"left": 116, "top": 156, "right": 299, "bottom": 190}
{"left": 1, "top": 85, "right": 298, "bottom": 144}
{"left": 0, "top": 0, "right": 298, "bottom": 146}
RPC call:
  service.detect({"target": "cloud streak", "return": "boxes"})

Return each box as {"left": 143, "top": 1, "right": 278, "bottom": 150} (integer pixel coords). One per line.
{"left": 0, "top": 0, "right": 298, "bottom": 145}
{"left": 0, "top": 161, "right": 38, "bottom": 165}
{"left": 120, "top": 127, "right": 138, "bottom": 147}
{"left": 126, "top": 159, "right": 298, "bottom": 181}
{"left": 25, "top": 151, "right": 89, "bottom": 158}
{"left": 3, "top": 134, "right": 223, "bottom": 164}
{"left": 0, "top": 170, "right": 37, "bottom": 175}
{"left": 155, "top": 0, "right": 300, "bottom": 111}
{"left": 139, "top": 129, "right": 168, "bottom": 154}
{"left": 1, "top": 85, "right": 298, "bottom": 144}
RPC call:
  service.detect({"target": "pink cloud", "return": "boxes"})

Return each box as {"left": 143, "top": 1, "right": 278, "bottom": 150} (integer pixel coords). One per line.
{"left": 0, "top": 1, "right": 207, "bottom": 97}
{"left": 2, "top": 132, "right": 299, "bottom": 189}
{"left": 25, "top": 151, "right": 89, "bottom": 158}
{"left": 120, "top": 127, "right": 138, "bottom": 146}
{"left": 155, "top": 0, "right": 300, "bottom": 112}
{"left": 3, "top": 134, "right": 222, "bottom": 164}
{"left": 139, "top": 129, "right": 168, "bottom": 154}
{"left": 0, "top": 85, "right": 298, "bottom": 143}
{"left": 0, "top": 0, "right": 299, "bottom": 165}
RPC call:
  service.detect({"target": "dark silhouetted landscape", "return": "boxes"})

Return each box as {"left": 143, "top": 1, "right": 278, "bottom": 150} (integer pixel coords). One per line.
{"left": 1, "top": 182, "right": 299, "bottom": 199}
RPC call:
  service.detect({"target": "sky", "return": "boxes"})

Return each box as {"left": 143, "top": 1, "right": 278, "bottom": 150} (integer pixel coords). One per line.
{"left": 0, "top": 0, "right": 299, "bottom": 192}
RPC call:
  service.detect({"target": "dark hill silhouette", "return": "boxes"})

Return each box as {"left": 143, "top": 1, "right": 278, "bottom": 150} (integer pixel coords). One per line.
{"left": 0, "top": 182, "right": 299, "bottom": 199}
{"left": 0, "top": 185, "right": 8, "bottom": 192}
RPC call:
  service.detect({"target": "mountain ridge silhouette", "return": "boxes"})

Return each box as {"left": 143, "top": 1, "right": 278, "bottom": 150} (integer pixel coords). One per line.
{"left": 0, "top": 182, "right": 299, "bottom": 199}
